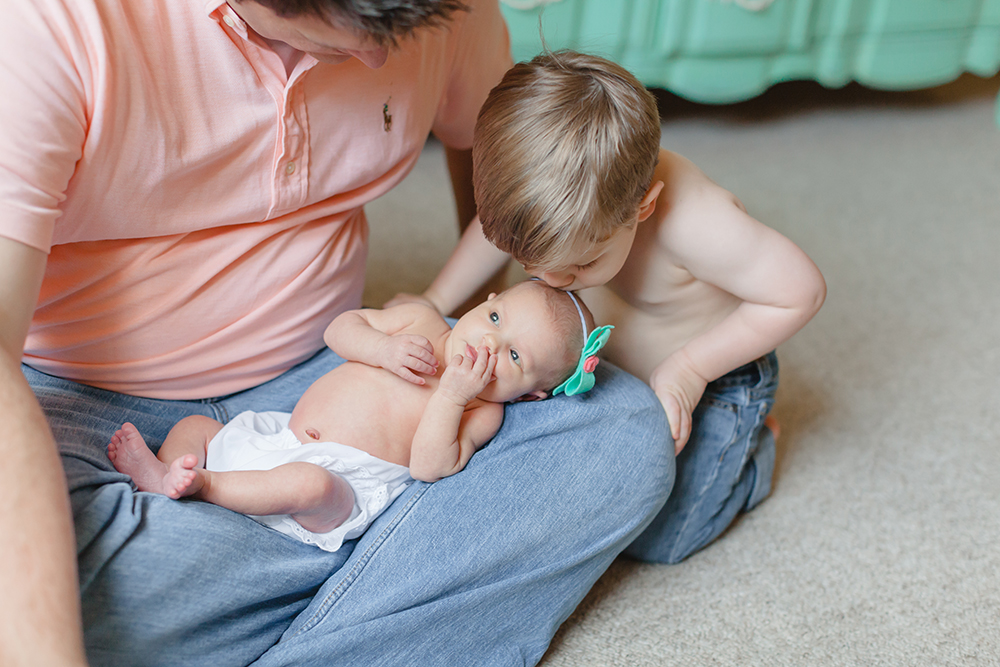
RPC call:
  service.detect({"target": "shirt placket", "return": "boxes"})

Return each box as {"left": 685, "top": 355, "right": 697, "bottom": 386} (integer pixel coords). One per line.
{"left": 216, "top": 6, "right": 312, "bottom": 220}
{"left": 271, "top": 78, "right": 310, "bottom": 218}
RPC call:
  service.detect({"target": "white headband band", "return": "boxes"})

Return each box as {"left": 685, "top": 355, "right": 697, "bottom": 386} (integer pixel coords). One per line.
{"left": 565, "top": 290, "right": 588, "bottom": 340}
{"left": 530, "top": 277, "right": 587, "bottom": 339}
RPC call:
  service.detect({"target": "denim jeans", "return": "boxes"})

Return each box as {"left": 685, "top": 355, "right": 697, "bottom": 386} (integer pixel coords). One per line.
{"left": 625, "top": 351, "right": 779, "bottom": 564}
{"left": 25, "top": 348, "right": 672, "bottom": 667}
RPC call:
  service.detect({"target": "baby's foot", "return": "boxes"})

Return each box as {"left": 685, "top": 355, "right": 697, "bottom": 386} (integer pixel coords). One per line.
{"left": 765, "top": 415, "right": 781, "bottom": 441}
{"left": 108, "top": 423, "right": 199, "bottom": 497}
{"left": 162, "top": 455, "right": 202, "bottom": 499}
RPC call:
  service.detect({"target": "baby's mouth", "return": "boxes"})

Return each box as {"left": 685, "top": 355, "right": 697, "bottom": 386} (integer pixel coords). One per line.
{"left": 465, "top": 344, "right": 478, "bottom": 361}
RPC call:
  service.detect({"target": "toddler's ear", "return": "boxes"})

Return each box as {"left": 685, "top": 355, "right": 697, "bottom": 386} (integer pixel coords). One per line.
{"left": 637, "top": 181, "right": 664, "bottom": 222}
{"left": 513, "top": 389, "right": 549, "bottom": 403}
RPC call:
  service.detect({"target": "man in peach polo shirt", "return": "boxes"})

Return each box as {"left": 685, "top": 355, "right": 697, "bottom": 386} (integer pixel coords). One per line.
{"left": 0, "top": 0, "right": 670, "bottom": 665}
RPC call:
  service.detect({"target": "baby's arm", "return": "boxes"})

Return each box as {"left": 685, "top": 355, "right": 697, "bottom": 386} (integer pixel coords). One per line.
{"left": 324, "top": 304, "right": 439, "bottom": 384}
{"left": 653, "top": 187, "right": 826, "bottom": 451}
{"left": 388, "top": 216, "right": 511, "bottom": 315}
{"left": 409, "top": 345, "right": 503, "bottom": 482}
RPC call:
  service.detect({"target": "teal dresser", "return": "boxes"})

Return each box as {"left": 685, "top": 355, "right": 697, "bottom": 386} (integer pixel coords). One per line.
{"left": 500, "top": 0, "right": 1000, "bottom": 123}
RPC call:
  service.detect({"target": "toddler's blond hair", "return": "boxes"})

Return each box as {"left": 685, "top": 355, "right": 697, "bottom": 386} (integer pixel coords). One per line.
{"left": 473, "top": 50, "right": 661, "bottom": 271}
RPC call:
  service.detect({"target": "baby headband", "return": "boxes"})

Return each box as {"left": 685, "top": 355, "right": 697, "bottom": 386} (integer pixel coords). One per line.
{"left": 551, "top": 289, "right": 613, "bottom": 397}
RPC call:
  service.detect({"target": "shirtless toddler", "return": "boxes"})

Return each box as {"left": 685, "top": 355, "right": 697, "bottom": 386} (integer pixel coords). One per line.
{"left": 410, "top": 51, "right": 827, "bottom": 563}
{"left": 109, "top": 280, "right": 609, "bottom": 551}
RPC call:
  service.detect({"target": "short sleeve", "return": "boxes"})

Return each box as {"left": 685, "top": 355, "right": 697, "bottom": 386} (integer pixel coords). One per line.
{"left": 430, "top": 0, "right": 513, "bottom": 150}
{"left": 0, "top": 0, "right": 89, "bottom": 253}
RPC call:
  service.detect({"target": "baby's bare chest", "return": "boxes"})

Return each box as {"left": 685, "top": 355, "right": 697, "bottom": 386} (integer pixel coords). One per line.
{"left": 289, "top": 363, "right": 434, "bottom": 466}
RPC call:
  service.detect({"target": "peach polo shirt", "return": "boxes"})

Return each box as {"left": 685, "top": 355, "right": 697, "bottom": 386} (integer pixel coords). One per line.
{"left": 0, "top": 0, "right": 511, "bottom": 399}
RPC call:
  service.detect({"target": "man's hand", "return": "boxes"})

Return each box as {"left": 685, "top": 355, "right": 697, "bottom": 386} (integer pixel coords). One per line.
{"left": 377, "top": 334, "right": 439, "bottom": 384}
{"left": 650, "top": 355, "right": 709, "bottom": 454}
{"left": 438, "top": 345, "right": 496, "bottom": 406}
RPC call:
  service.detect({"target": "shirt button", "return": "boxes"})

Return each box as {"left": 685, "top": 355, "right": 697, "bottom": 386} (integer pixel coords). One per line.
{"left": 285, "top": 162, "right": 296, "bottom": 175}
{"left": 223, "top": 15, "right": 236, "bottom": 28}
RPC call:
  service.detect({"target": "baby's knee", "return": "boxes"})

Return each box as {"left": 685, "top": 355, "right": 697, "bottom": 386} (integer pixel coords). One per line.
{"left": 293, "top": 465, "right": 355, "bottom": 533}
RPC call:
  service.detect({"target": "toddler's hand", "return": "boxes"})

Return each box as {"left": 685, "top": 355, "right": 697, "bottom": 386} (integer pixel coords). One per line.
{"left": 378, "top": 334, "right": 438, "bottom": 385}
{"left": 650, "top": 358, "right": 708, "bottom": 454}
{"left": 439, "top": 345, "right": 497, "bottom": 406}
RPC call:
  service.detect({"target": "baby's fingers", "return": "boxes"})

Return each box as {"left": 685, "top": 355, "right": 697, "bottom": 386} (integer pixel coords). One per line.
{"left": 404, "top": 353, "right": 437, "bottom": 376}
{"left": 396, "top": 367, "right": 426, "bottom": 385}
{"left": 473, "top": 345, "right": 496, "bottom": 379}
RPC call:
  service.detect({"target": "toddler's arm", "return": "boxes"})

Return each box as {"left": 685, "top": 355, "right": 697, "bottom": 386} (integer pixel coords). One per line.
{"left": 389, "top": 216, "right": 510, "bottom": 315}
{"left": 324, "top": 305, "right": 439, "bottom": 385}
{"left": 652, "top": 189, "right": 826, "bottom": 451}
{"left": 409, "top": 345, "right": 503, "bottom": 482}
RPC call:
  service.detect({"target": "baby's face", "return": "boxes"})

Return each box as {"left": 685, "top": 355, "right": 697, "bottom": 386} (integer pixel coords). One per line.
{"left": 526, "top": 223, "right": 638, "bottom": 292}
{"left": 448, "top": 284, "right": 569, "bottom": 403}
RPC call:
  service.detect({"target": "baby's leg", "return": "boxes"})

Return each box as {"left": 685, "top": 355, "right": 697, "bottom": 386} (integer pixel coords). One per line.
{"left": 197, "top": 462, "right": 355, "bottom": 534}
{"left": 156, "top": 414, "right": 224, "bottom": 468}
{"left": 108, "top": 415, "right": 222, "bottom": 499}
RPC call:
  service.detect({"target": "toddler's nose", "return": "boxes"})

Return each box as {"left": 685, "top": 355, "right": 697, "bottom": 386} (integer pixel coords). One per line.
{"left": 540, "top": 271, "right": 575, "bottom": 289}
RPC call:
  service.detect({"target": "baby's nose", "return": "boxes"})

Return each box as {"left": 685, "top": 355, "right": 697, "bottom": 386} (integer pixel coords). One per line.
{"left": 481, "top": 333, "right": 497, "bottom": 353}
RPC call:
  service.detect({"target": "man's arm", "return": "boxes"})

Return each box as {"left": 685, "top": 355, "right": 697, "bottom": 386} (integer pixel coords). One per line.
{"left": 0, "top": 236, "right": 88, "bottom": 666}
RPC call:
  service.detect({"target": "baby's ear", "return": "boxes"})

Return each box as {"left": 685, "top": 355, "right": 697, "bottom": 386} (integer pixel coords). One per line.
{"left": 487, "top": 292, "right": 497, "bottom": 301}
{"left": 513, "top": 389, "right": 549, "bottom": 403}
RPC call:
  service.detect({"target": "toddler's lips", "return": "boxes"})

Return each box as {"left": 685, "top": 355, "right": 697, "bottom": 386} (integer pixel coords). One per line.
{"left": 465, "top": 344, "right": 478, "bottom": 361}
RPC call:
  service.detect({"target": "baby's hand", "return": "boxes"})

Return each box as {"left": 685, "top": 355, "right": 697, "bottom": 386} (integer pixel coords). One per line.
{"left": 438, "top": 345, "right": 497, "bottom": 406}
{"left": 378, "top": 334, "right": 438, "bottom": 385}
{"left": 650, "top": 358, "right": 708, "bottom": 454}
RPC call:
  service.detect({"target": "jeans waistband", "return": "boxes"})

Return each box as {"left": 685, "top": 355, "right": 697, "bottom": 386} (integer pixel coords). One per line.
{"left": 709, "top": 350, "right": 778, "bottom": 390}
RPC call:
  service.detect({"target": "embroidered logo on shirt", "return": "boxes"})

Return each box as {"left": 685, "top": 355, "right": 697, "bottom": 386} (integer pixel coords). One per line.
{"left": 383, "top": 97, "right": 393, "bottom": 132}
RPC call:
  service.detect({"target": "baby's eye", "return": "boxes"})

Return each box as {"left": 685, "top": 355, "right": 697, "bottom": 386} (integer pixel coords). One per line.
{"left": 510, "top": 348, "right": 521, "bottom": 367}
{"left": 576, "top": 259, "right": 598, "bottom": 271}
{"left": 489, "top": 311, "right": 500, "bottom": 325}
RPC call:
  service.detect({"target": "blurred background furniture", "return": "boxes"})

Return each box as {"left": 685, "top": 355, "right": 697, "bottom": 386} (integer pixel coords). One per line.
{"left": 500, "top": 0, "right": 1000, "bottom": 123}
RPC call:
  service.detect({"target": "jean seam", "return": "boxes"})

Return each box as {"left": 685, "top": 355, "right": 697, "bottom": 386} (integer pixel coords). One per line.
{"left": 668, "top": 397, "right": 744, "bottom": 562}
{"left": 285, "top": 481, "right": 431, "bottom": 639}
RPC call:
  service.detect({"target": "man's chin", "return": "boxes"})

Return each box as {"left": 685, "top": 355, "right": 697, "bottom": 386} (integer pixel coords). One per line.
{"left": 311, "top": 52, "right": 352, "bottom": 65}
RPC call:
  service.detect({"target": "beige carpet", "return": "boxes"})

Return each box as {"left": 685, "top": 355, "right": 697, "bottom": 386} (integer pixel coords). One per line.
{"left": 363, "top": 73, "right": 1000, "bottom": 666}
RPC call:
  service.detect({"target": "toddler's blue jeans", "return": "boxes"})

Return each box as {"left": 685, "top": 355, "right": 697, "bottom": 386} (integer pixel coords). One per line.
{"left": 626, "top": 351, "right": 779, "bottom": 563}
{"left": 25, "top": 349, "right": 672, "bottom": 666}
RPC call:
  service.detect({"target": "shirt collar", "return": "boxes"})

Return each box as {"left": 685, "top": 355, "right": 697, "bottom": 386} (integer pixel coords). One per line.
{"left": 206, "top": 1, "right": 250, "bottom": 39}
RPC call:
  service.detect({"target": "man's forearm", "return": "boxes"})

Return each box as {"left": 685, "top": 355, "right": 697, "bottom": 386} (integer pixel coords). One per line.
{"left": 1, "top": 351, "right": 88, "bottom": 666}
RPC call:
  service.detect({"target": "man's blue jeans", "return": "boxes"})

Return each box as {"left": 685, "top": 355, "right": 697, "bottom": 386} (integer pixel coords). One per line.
{"left": 26, "top": 349, "right": 672, "bottom": 666}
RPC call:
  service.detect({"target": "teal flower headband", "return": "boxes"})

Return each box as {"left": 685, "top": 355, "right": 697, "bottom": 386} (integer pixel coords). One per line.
{"left": 551, "top": 291, "right": 613, "bottom": 397}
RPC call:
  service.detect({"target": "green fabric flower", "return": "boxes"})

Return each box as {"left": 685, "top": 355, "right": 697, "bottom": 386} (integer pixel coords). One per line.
{"left": 552, "top": 325, "right": 614, "bottom": 397}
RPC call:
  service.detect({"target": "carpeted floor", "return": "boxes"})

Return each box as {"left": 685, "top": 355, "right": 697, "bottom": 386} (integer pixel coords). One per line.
{"left": 363, "top": 73, "right": 1000, "bottom": 666}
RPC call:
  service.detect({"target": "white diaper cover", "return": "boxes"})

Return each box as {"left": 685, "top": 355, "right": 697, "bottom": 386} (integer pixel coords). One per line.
{"left": 205, "top": 410, "right": 412, "bottom": 552}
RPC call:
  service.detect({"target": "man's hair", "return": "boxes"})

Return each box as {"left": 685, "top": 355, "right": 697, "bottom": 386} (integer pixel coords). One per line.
{"left": 248, "top": 0, "right": 469, "bottom": 45}
{"left": 507, "top": 281, "right": 596, "bottom": 393}
{"left": 473, "top": 50, "right": 661, "bottom": 271}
